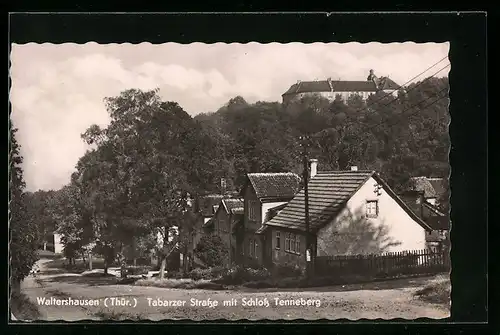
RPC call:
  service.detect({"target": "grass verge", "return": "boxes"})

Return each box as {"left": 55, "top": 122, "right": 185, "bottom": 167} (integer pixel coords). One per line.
{"left": 135, "top": 278, "right": 226, "bottom": 290}
{"left": 10, "top": 291, "right": 41, "bottom": 321}
{"left": 413, "top": 278, "right": 450, "bottom": 305}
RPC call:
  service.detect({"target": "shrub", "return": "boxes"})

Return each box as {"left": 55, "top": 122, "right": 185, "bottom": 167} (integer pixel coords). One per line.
{"left": 194, "top": 235, "right": 228, "bottom": 267}
{"left": 272, "top": 262, "right": 303, "bottom": 278}
{"left": 186, "top": 266, "right": 229, "bottom": 281}
{"left": 414, "top": 279, "right": 451, "bottom": 305}
{"left": 123, "top": 265, "right": 150, "bottom": 276}
{"left": 217, "top": 265, "right": 271, "bottom": 285}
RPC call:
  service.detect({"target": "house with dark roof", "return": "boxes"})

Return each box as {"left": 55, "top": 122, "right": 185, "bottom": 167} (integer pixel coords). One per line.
{"left": 256, "top": 160, "right": 432, "bottom": 268}
{"left": 407, "top": 177, "right": 448, "bottom": 207}
{"left": 203, "top": 198, "right": 244, "bottom": 266}
{"left": 282, "top": 70, "right": 401, "bottom": 105}
{"left": 400, "top": 190, "right": 450, "bottom": 252}
{"left": 187, "top": 194, "right": 225, "bottom": 266}
{"left": 239, "top": 172, "right": 302, "bottom": 266}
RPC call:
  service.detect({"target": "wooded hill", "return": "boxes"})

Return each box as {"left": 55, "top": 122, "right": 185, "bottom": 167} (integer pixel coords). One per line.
{"left": 195, "top": 76, "right": 450, "bottom": 193}
{"left": 17, "top": 76, "right": 449, "bottom": 276}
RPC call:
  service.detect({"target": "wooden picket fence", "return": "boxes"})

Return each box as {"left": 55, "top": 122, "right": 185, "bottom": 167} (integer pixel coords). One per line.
{"left": 314, "top": 248, "right": 450, "bottom": 278}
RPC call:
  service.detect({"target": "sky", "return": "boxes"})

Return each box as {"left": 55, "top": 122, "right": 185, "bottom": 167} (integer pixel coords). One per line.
{"left": 10, "top": 42, "right": 450, "bottom": 192}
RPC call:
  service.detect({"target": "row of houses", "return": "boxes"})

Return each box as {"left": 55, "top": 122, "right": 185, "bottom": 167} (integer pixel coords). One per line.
{"left": 185, "top": 159, "right": 449, "bottom": 270}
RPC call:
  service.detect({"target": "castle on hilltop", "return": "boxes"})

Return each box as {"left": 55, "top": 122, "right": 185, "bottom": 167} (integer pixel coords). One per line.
{"left": 281, "top": 70, "right": 401, "bottom": 105}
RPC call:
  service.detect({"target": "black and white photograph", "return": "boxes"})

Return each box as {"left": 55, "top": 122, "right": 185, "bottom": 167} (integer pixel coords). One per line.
{"left": 9, "top": 40, "right": 452, "bottom": 321}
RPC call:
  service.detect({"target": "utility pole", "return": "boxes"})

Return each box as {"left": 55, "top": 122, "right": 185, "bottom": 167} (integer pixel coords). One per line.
{"left": 300, "top": 135, "right": 312, "bottom": 279}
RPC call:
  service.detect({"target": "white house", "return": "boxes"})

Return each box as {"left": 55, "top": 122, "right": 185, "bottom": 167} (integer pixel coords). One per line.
{"left": 281, "top": 70, "right": 401, "bottom": 105}
{"left": 258, "top": 160, "right": 432, "bottom": 267}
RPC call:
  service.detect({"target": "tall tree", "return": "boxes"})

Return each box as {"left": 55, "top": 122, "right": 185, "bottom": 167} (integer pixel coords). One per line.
{"left": 9, "top": 122, "right": 39, "bottom": 293}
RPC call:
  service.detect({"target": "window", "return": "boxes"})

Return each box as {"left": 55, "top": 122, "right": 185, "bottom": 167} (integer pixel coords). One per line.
{"left": 284, "top": 233, "right": 300, "bottom": 254}
{"left": 248, "top": 200, "right": 258, "bottom": 221}
{"left": 366, "top": 200, "right": 379, "bottom": 218}
{"left": 254, "top": 241, "right": 258, "bottom": 258}
{"left": 275, "top": 231, "right": 281, "bottom": 249}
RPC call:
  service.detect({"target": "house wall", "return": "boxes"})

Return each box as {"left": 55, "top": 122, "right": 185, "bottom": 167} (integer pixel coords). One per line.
{"left": 243, "top": 186, "right": 261, "bottom": 264}
{"left": 283, "top": 91, "right": 376, "bottom": 105}
{"left": 54, "top": 233, "right": 63, "bottom": 254}
{"left": 214, "top": 208, "right": 232, "bottom": 267}
{"left": 317, "top": 176, "right": 427, "bottom": 256}
{"left": 267, "top": 227, "right": 307, "bottom": 267}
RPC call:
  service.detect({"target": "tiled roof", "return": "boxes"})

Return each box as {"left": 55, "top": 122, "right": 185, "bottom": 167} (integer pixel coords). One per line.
{"left": 197, "top": 194, "right": 224, "bottom": 217}
{"left": 379, "top": 77, "right": 400, "bottom": 90}
{"left": 266, "top": 171, "right": 373, "bottom": 231}
{"left": 409, "top": 177, "right": 436, "bottom": 198}
{"left": 231, "top": 208, "right": 244, "bottom": 215}
{"left": 283, "top": 80, "right": 377, "bottom": 95}
{"left": 400, "top": 195, "right": 449, "bottom": 231}
{"left": 282, "top": 77, "right": 401, "bottom": 97}
{"left": 245, "top": 172, "right": 302, "bottom": 200}
{"left": 256, "top": 225, "right": 269, "bottom": 234}
{"left": 221, "top": 198, "right": 244, "bottom": 214}
{"left": 409, "top": 177, "right": 447, "bottom": 199}
{"left": 427, "top": 178, "right": 447, "bottom": 198}
{"left": 266, "top": 171, "right": 431, "bottom": 232}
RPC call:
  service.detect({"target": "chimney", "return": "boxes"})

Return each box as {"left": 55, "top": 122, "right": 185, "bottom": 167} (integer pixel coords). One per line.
{"left": 309, "top": 159, "right": 318, "bottom": 179}
{"left": 350, "top": 166, "right": 358, "bottom": 171}
{"left": 327, "top": 77, "right": 333, "bottom": 91}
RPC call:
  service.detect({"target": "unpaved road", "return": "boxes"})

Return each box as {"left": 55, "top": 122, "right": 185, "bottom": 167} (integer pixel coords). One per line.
{"left": 18, "top": 259, "right": 450, "bottom": 321}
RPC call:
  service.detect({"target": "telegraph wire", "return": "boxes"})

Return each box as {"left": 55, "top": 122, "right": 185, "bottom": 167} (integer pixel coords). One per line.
{"left": 347, "top": 56, "right": 449, "bottom": 115}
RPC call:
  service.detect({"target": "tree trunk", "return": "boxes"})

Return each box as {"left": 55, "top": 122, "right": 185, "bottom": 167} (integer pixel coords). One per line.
{"left": 89, "top": 252, "right": 93, "bottom": 271}
{"left": 159, "top": 255, "right": 167, "bottom": 279}
{"left": 81, "top": 250, "right": 87, "bottom": 268}
{"left": 43, "top": 242, "right": 47, "bottom": 251}
{"left": 182, "top": 244, "right": 189, "bottom": 274}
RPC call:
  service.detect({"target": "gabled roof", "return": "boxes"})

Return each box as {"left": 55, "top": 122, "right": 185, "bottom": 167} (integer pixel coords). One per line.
{"left": 265, "top": 170, "right": 432, "bottom": 232}
{"left": 379, "top": 77, "right": 400, "bottom": 90}
{"left": 231, "top": 208, "right": 244, "bottom": 215}
{"left": 221, "top": 198, "right": 244, "bottom": 214}
{"left": 409, "top": 177, "right": 447, "bottom": 199}
{"left": 427, "top": 178, "right": 448, "bottom": 198}
{"left": 197, "top": 194, "right": 224, "bottom": 217}
{"left": 282, "top": 77, "right": 401, "bottom": 96}
{"left": 202, "top": 217, "right": 214, "bottom": 228}
{"left": 242, "top": 172, "right": 302, "bottom": 201}
{"left": 400, "top": 194, "right": 449, "bottom": 231}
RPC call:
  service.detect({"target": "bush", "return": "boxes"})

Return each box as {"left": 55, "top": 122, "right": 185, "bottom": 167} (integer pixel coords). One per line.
{"left": 123, "top": 265, "right": 150, "bottom": 276}
{"left": 135, "top": 278, "right": 226, "bottom": 290}
{"left": 272, "top": 263, "right": 303, "bottom": 278}
{"left": 414, "top": 279, "right": 451, "bottom": 305}
{"left": 194, "top": 235, "right": 228, "bottom": 267}
{"left": 186, "top": 266, "right": 229, "bottom": 281}
{"left": 217, "top": 265, "right": 271, "bottom": 285}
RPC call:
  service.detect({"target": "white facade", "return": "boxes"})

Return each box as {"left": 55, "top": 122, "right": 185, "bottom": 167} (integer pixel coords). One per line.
{"left": 317, "top": 177, "right": 427, "bottom": 256}
{"left": 53, "top": 233, "right": 63, "bottom": 254}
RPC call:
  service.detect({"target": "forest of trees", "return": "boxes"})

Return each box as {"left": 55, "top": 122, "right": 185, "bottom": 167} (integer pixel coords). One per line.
{"left": 13, "top": 75, "right": 450, "bottom": 279}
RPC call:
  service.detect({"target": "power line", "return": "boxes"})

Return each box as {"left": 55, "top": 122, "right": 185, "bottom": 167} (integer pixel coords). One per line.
{"left": 355, "top": 87, "right": 449, "bottom": 140}
{"left": 369, "top": 63, "right": 450, "bottom": 111}
{"left": 309, "top": 63, "right": 450, "bottom": 141}
{"left": 344, "top": 56, "right": 449, "bottom": 116}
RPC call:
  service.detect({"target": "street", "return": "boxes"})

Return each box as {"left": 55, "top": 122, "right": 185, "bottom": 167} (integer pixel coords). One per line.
{"left": 17, "top": 259, "right": 450, "bottom": 321}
